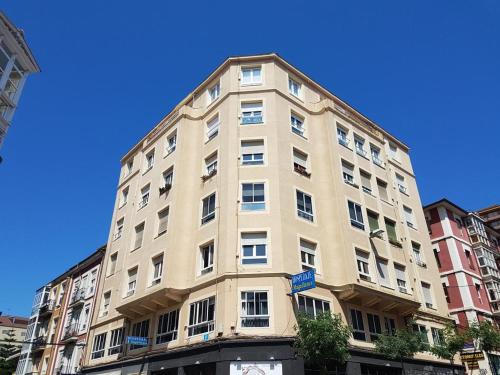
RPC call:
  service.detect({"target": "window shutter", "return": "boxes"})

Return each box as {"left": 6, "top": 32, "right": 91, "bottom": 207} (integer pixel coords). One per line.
{"left": 241, "top": 140, "right": 264, "bottom": 154}
{"left": 342, "top": 162, "right": 353, "bottom": 176}
{"left": 368, "top": 212, "right": 379, "bottom": 231}
{"left": 376, "top": 259, "right": 390, "bottom": 286}
{"left": 293, "top": 150, "right": 307, "bottom": 168}
{"left": 360, "top": 172, "right": 371, "bottom": 188}
{"left": 300, "top": 239, "right": 316, "bottom": 254}
{"left": 241, "top": 102, "right": 263, "bottom": 112}
{"left": 241, "top": 232, "right": 266, "bottom": 246}
{"left": 158, "top": 209, "right": 169, "bottom": 234}
{"left": 385, "top": 220, "right": 397, "bottom": 242}
{"left": 395, "top": 265, "right": 406, "bottom": 281}
{"left": 422, "top": 283, "right": 433, "bottom": 304}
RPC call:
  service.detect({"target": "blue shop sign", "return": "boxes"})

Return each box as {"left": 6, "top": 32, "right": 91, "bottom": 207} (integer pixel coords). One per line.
{"left": 291, "top": 269, "right": 316, "bottom": 294}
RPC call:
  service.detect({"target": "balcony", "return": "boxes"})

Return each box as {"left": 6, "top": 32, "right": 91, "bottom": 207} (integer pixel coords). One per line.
{"left": 241, "top": 115, "right": 263, "bottom": 125}
{"left": 38, "top": 300, "right": 55, "bottom": 317}
{"left": 31, "top": 335, "right": 47, "bottom": 353}
{"left": 61, "top": 324, "right": 79, "bottom": 342}
{"left": 116, "top": 286, "right": 187, "bottom": 318}
{"left": 335, "top": 283, "right": 420, "bottom": 316}
{"left": 56, "top": 362, "right": 79, "bottom": 375}
{"left": 69, "top": 288, "right": 86, "bottom": 306}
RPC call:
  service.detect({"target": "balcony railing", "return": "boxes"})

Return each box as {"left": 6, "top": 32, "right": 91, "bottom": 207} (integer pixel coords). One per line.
{"left": 62, "top": 324, "right": 79, "bottom": 341}
{"left": 38, "top": 300, "right": 55, "bottom": 316}
{"left": 70, "top": 288, "right": 86, "bottom": 305}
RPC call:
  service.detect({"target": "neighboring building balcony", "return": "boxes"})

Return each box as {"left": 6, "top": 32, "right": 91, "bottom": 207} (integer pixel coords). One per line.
{"left": 69, "top": 288, "right": 87, "bottom": 306}
{"left": 38, "top": 300, "right": 55, "bottom": 317}
{"left": 115, "top": 286, "right": 187, "bottom": 318}
{"left": 334, "top": 283, "right": 420, "bottom": 316}
{"left": 56, "top": 362, "right": 79, "bottom": 375}
{"left": 491, "top": 302, "right": 500, "bottom": 316}
{"left": 31, "top": 334, "right": 47, "bottom": 353}
{"left": 61, "top": 324, "right": 79, "bottom": 342}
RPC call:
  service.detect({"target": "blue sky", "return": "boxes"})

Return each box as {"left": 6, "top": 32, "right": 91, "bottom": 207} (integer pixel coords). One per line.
{"left": 1, "top": 0, "right": 499, "bottom": 316}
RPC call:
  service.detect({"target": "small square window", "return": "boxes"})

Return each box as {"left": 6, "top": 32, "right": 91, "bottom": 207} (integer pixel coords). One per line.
{"left": 289, "top": 78, "right": 301, "bottom": 97}
{"left": 241, "top": 67, "right": 262, "bottom": 85}
{"left": 208, "top": 82, "right": 220, "bottom": 103}
{"left": 241, "top": 140, "right": 264, "bottom": 165}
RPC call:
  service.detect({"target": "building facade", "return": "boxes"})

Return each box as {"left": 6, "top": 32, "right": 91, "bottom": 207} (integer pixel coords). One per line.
{"left": 0, "top": 315, "right": 28, "bottom": 347}
{"left": 0, "top": 11, "right": 39, "bottom": 154}
{"left": 424, "top": 199, "right": 500, "bottom": 373}
{"left": 15, "top": 247, "right": 105, "bottom": 375}
{"left": 82, "top": 54, "right": 460, "bottom": 375}
{"left": 478, "top": 205, "right": 500, "bottom": 233}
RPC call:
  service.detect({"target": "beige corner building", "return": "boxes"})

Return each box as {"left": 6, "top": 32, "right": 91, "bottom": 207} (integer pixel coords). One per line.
{"left": 83, "top": 54, "right": 460, "bottom": 375}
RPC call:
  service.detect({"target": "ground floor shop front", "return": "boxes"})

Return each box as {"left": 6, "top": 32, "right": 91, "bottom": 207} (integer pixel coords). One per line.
{"left": 82, "top": 339, "right": 464, "bottom": 375}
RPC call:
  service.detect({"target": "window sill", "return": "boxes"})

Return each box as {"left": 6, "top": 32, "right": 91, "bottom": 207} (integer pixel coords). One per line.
{"left": 291, "top": 130, "right": 308, "bottom": 140}
{"left": 338, "top": 141, "right": 352, "bottom": 151}
{"left": 344, "top": 181, "right": 359, "bottom": 189}
{"left": 163, "top": 150, "right": 176, "bottom": 159}
{"left": 240, "top": 121, "right": 264, "bottom": 126}
{"left": 204, "top": 134, "right": 218, "bottom": 145}
{"left": 118, "top": 202, "right": 127, "bottom": 209}
{"left": 380, "top": 198, "right": 393, "bottom": 206}
{"left": 154, "top": 231, "right": 167, "bottom": 239}
{"left": 289, "top": 92, "right": 304, "bottom": 102}
{"left": 356, "top": 151, "right": 370, "bottom": 160}
{"left": 142, "top": 167, "right": 153, "bottom": 176}
{"left": 131, "top": 246, "right": 142, "bottom": 252}
{"left": 240, "top": 82, "right": 263, "bottom": 87}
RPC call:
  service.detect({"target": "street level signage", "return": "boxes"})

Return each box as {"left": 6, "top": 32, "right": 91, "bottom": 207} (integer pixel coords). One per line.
{"left": 460, "top": 352, "right": 484, "bottom": 361}
{"left": 127, "top": 336, "right": 148, "bottom": 346}
{"left": 290, "top": 269, "right": 316, "bottom": 294}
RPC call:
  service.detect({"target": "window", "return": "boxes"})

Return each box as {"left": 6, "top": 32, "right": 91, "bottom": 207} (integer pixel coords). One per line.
{"left": 241, "top": 291, "right": 269, "bottom": 328}
{"left": 348, "top": 201, "right": 364, "bottom": 230}
{"left": 384, "top": 218, "right": 399, "bottom": 246}
{"left": 119, "top": 187, "right": 129, "bottom": 208}
{"left": 434, "top": 248, "right": 442, "bottom": 268}
{"left": 241, "top": 102, "right": 263, "bottom": 124}
{"left": 412, "top": 243, "right": 425, "bottom": 267}
{"left": 377, "top": 179, "right": 389, "bottom": 202}
{"left": 241, "top": 183, "right": 265, "bottom": 211}
{"left": 297, "top": 295, "right": 330, "bottom": 318}
{"left": 206, "top": 115, "right": 220, "bottom": 140}
{"left": 200, "top": 242, "right": 214, "bottom": 274}
{"left": 360, "top": 170, "right": 372, "bottom": 194}
{"left": 342, "top": 160, "right": 355, "bottom": 185}
{"left": 356, "top": 250, "right": 370, "bottom": 281}
{"left": 337, "top": 126, "right": 349, "bottom": 147}
{"left": 412, "top": 324, "right": 428, "bottom": 343}
{"left": 241, "top": 66, "right": 262, "bottom": 85}
{"left": 241, "top": 232, "right": 267, "bottom": 264}
{"left": 300, "top": 239, "right": 317, "bottom": 271}
{"left": 129, "top": 320, "right": 149, "bottom": 350}
{"left": 139, "top": 184, "right": 150, "bottom": 209}
{"left": 107, "top": 253, "right": 117, "bottom": 276}
{"left": 288, "top": 77, "right": 301, "bottom": 97}
{"left": 114, "top": 218, "right": 124, "bottom": 240}
{"left": 389, "top": 143, "right": 399, "bottom": 160}
{"left": 442, "top": 283, "right": 450, "bottom": 303}
{"left": 431, "top": 327, "right": 443, "bottom": 345}
{"left": 293, "top": 148, "right": 309, "bottom": 176}
{"left": 384, "top": 318, "right": 396, "bottom": 335}
{"left": 126, "top": 268, "right": 138, "bottom": 297}
{"left": 162, "top": 167, "right": 174, "bottom": 189}
{"left": 350, "top": 309, "right": 366, "bottom": 341}
{"left": 125, "top": 160, "right": 133, "bottom": 177}
{"left": 376, "top": 258, "right": 390, "bottom": 287}
{"left": 156, "top": 309, "right": 179, "bottom": 344}
{"left": 396, "top": 173, "right": 407, "bottom": 194}
{"left": 475, "top": 283, "right": 482, "bottom": 304}
{"left": 241, "top": 140, "right": 264, "bottom": 165}
{"left": 91, "top": 333, "right": 106, "bottom": 359}
{"left": 367, "top": 313, "right": 382, "bottom": 341}
{"left": 133, "top": 223, "right": 145, "bottom": 250}
{"left": 157, "top": 207, "right": 169, "bottom": 236}
{"left": 367, "top": 211, "right": 379, "bottom": 232}
{"left": 201, "top": 193, "right": 216, "bottom": 224}
{"left": 296, "top": 190, "right": 314, "bottom": 221}
{"left": 151, "top": 255, "right": 163, "bottom": 285}
{"left": 205, "top": 153, "right": 218, "bottom": 175}
{"left": 290, "top": 112, "right": 305, "bottom": 136}
{"left": 208, "top": 82, "right": 220, "bottom": 103}
{"left": 403, "top": 206, "right": 415, "bottom": 228}
{"left": 166, "top": 133, "right": 177, "bottom": 154}
{"left": 188, "top": 296, "right": 215, "bottom": 336}
{"left": 100, "top": 292, "right": 110, "bottom": 317}
{"left": 422, "top": 282, "right": 434, "bottom": 308}
{"left": 395, "top": 264, "right": 407, "bottom": 293}
{"left": 145, "top": 150, "right": 155, "bottom": 171}
{"left": 108, "top": 328, "right": 124, "bottom": 355}
{"left": 371, "top": 146, "right": 383, "bottom": 166}
{"left": 465, "top": 249, "right": 474, "bottom": 269}
{"left": 354, "top": 135, "right": 367, "bottom": 157}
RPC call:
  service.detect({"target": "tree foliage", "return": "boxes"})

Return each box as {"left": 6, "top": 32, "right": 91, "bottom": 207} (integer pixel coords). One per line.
{"left": 295, "top": 312, "right": 352, "bottom": 372}
{"left": 430, "top": 322, "right": 466, "bottom": 372}
{"left": 466, "top": 320, "right": 500, "bottom": 354}
{"left": 0, "top": 329, "right": 19, "bottom": 375}
{"left": 374, "top": 326, "right": 428, "bottom": 362}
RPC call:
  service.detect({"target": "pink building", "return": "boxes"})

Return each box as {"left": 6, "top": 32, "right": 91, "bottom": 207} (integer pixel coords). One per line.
{"left": 423, "top": 199, "right": 494, "bottom": 330}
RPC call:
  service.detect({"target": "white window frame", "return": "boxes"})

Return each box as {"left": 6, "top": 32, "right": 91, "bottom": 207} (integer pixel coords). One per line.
{"left": 108, "top": 327, "right": 124, "bottom": 355}
{"left": 395, "top": 264, "right": 408, "bottom": 294}
{"left": 205, "top": 153, "right": 218, "bottom": 175}
{"left": 296, "top": 190, "right": 314, "bottom": 222}
{"left": 188, "top": 296, "right": 215, "bottom": 337}
{"left": 126, "top": 268, "right": 138, "bottom": 297}
{"left": 348, "top": 201, "right": 365, "bottom": 230}
{"left": 133, "top": 222, "right": 145, "bottom": 250}
{"left": 422, "top": 282, "right": 434, "bottom": 308}
{"left": 151, "top": 255, "right": 163, "bottom": 285}
{"left": 157, "top": 207, "right": 169, "bottom": 236}
{"left": 201, "top": 193, "right": 216, "bottom": 224}
{"left": 290, "top": 112, "right": 305, "bottom": 137}
{"left": 156, "top": 309, "right": 179, "bottom": 344}
{"left": 241, "top": 140, "right": 264, "bottom": 166}
{"left": 342, "top": 160, "right": 356, "bottom": 185}
{"left": 114, "top": 218, "right": 124, "bottom": 240}
{"left": 370, "top": 145, "right": 383, "bottom": 166}
{"left": 241, "top": 182, "right": 265, "bottom": 211}
{"left": 396, "top": 173, "right": 407, "bottom": 194}
{"left": 119, "top": 187, "right": 129, "bottom": 208}
{"left": 241, "top": 232, "right": 267, "bottom": 265}
{"left": 288, "top": 77, "right": 301, "bottom": 97}
{"left": 337, "top": 126, "right": 349, "bottom": 147}
{"left": 297, "top": 295, "right": 330, "bottom": 318}
{"left": 241, "top": 101, "right": 263, "bottom": 125}
{"left": 241, "top": 66, "right": 262, "bottom": 86}
{"left": 91, "top": 333, "right": 106, "bottom": 359}
{"left": 206, "top": 115, "right": 220, "bottom": 140}
{"left": 200, "top": 242, "right": 214, "bottom": 275}
{"left": 145, "top": 150, "right": 155, "bottom": 172}
{"left": 354, "top": 135, "right": 367, "bottom": 157}
{"left": 166, "top": 133, "right": 177, "bottom": 155}
{"left": 240, "top": 290, "right": 270, "bottom": 328}
{"left": 208, "top": 82, "right": 220, "bottom": 103}
{"left": 138, "top": 184, "right": 150, "bottom": 209}
{"left": 300, "top": 238, "right": 317, "bottom": 272}
{"left": 356, "top": 249, "right": 370, "bottom": 281}
{"left": 403, "top": 206, "right": 415, "bottom": 228}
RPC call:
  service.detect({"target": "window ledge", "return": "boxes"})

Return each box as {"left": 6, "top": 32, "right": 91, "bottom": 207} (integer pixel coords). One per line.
{"left": 339, "top": 142, "right": 352, "bottom": 151}
{"left": 292, "top": 131, "right": 308, "bottom": 141}
{"left": 345, "top": 181, "right": 359, "bottom": 189}
{"left": 240, "top": 82, "right": 263, "bottom": 87}
{"left": 154, "top": 231, "right": 167, "bottom": 239}
{"left": 142, "top": 167, "right": 153, "bottom": 176}
{"left": 380, "top": 198, "right": 393, "bottom": 206}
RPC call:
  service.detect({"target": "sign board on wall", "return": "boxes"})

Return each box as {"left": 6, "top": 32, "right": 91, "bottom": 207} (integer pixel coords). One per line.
{"left": 290, "top": 269, "right": 316, "bottom": 294}
{"left": 126, "top": 336, "right": 148, "bottom": 346}
{"left": 230, "top": 362, "right": 282, "bottom": 375}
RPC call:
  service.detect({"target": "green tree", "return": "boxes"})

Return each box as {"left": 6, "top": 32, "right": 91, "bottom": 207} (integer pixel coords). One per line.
{"left": 374, "top": 324, "right": 428, "bottom": 375}
{"left": 430, "top": 323, "right": 466, "bottom": 374}
{"left": 465, "top": 320, "right": 500, "bottom": 374}
{"left": 0, "top": 329, "right": 19, "bottom": 375}
{"left": 294, "top": 312, "right": 352, "bottom": 375}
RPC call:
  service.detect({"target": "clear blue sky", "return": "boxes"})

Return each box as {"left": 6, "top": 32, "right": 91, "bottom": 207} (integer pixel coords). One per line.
{"left": 1, "top": 1, "right": 499, "bottom": 316}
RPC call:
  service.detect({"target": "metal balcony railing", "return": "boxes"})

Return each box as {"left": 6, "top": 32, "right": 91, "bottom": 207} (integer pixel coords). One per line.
{"left": 70, "top": 288, "right": 86, "bottom": 305}
{"left": 62, "top": 324, "right": 79, "bottom": 340}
